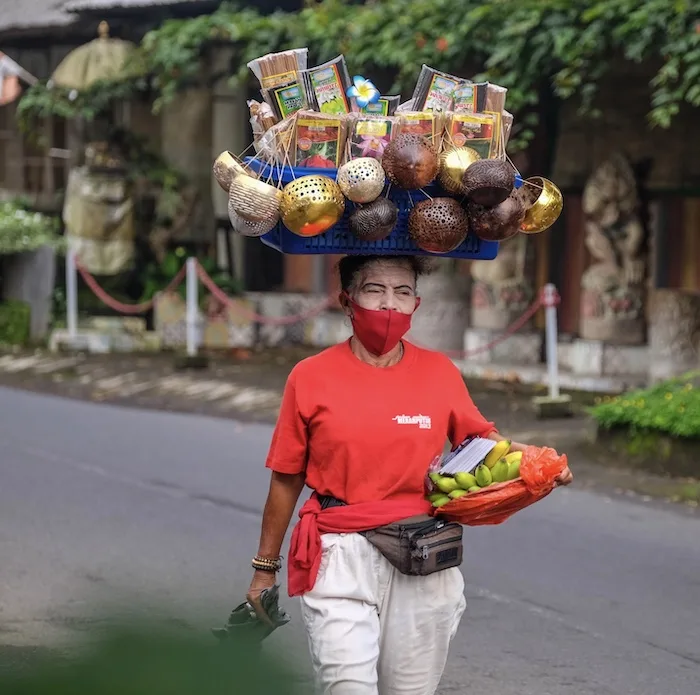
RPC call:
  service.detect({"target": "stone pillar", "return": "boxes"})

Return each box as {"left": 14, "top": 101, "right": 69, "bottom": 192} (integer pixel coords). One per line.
{"left": 2, "top": 246, "right": 57, "bottom": 340}
{"left": 579, "top": 154, "right": 647, "bottom": 344}
{"left": 407, "top": 259, "right": 469, "bottom": 352}
{"left": 648, "top": 289, "right": 700, "bottom": 382}
{"left": 464, "top": 235, "right": 543, "bottom": 365}
{"left": 161, "top": 88, "right": 214, "bottom": 243}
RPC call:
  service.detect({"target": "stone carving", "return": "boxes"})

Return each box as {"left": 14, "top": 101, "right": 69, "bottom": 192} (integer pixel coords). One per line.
{"left": 469, "top": 234, "right": 533, "bottom": 331}
{"left": 648, "top": 290, "right": 700, "bottom": 382}
{"left": 580, "top": 154, "right": 646, "bottom": 344}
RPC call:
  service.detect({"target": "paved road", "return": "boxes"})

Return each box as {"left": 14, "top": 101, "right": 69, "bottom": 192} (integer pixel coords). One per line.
{"left": 1, "top": 387, "right": 698, "bottom": 695}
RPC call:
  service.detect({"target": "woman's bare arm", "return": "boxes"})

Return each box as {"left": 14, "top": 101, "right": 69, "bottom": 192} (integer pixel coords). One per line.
{"left": 256, "top": 471, "right": 306, "bottom": 558}
{"left": 247, "top": 471, "right": 306, "bottom": 612}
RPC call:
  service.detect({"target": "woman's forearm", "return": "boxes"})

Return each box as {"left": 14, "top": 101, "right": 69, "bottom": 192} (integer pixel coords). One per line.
{"left": 256, "top": 471, "right": 306, "bottom": 558}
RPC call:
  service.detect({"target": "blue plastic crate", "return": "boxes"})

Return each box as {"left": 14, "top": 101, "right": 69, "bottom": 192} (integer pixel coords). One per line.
{"left": 245, "top": 158, "right": 522, "bottom": 260}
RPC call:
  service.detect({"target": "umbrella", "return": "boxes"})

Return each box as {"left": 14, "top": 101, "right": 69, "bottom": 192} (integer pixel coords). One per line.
{"left": 0, "top": 52, "right": 36, "bottom": 106}
{"left": 51, "top": 21, "right": 139, "bottom": 91}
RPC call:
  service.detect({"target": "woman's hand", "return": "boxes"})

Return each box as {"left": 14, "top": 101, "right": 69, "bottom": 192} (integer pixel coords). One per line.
{"left": 555, "top": 466, "right": 574, "bottom": 487}
{"left": 246, "top": 569, "right": 278, "bottom": 625}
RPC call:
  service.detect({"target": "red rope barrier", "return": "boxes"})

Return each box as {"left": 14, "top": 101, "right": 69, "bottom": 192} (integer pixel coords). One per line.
{"left": 76, "top": 259, "right": 187, "bottom": 315}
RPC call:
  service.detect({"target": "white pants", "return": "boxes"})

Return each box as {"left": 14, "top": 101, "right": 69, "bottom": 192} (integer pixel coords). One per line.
{"left": 300, "top": 532, "right": 467, "bottom": 695}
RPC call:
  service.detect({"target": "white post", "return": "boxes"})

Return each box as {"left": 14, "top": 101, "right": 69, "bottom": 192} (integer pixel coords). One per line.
{"left": 66, "top": 246, "right": 78, "bottom": 339}
{"left": 543, "top": 283, "right": 560, "bottom": 399}
{"left": 185, "top": 257, "right": 198, "bottom": 357}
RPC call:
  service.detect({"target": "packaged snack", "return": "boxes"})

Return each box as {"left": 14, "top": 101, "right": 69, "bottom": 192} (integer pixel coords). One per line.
{"left": 348, "top": 114, "right": 398, "bottom": 161}
{"left": 261, "top": 81, "right": 307, "bottom": 120}
{"left": 452, "top": 81, "right": 489, "bottom": 114}
{"left": 411, "top": 65, "right": 463, "bottom": 112}
{"left": 248, "top": 100, "right": 277, "bottom": 143}
{"left": 484, "top": 83, "right": 508, "bottom": 154}
{"left": 445, "top": 112, "right": 497, "bottom": 159}
{"left": 396, "top": 98, "right": 416, "bottom": 113}
{"left": 247, "top": 49, "right": 308, "bottom": 89}
{"left": 293, "top": 111, "right": 348, "bottom": 167}
{"left": 360, "top": 95, "right": 401, "bottom": 116}
{"left": 303, "top": 55, "right": 352, "bottom": 114}
{"left": 398, "top": 111, "right": 446, "bottom": 149}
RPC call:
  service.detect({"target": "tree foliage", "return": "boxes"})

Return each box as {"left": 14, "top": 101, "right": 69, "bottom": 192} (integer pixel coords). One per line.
{"left": 17, "top": 0, "right": 700, "bottom": 150}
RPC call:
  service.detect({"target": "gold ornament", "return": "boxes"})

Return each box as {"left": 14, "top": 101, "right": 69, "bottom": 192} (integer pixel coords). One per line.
{"left": 228, "top": 175, "right": 282, "bottom": 225}
{"left": 519, "top": 177, "right": 564, "bottom": 234}
{"left": 438, "top": 147, "right": 481, "bottom": 195}
{"left": 280, "top": 175, "right": 346, "bottom": 237}
{"left": 213, "top": 151, "right": 252, "bottom": 192}
{"left": 337, "top": 157, "right": 386, "bottom": 204}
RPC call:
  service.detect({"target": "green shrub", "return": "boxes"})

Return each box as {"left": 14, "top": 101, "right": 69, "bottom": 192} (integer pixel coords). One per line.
{"left": 0, "top": 199, "right": 63, "bottom": 255}
{"left": 0, "top": 300, "right": 31, "bottom": 345}
{"left": 0, "top": 617, "right": 305, "bottom": 695}
{"left": 589, "top": 372, "right": 700, "bottom": 439}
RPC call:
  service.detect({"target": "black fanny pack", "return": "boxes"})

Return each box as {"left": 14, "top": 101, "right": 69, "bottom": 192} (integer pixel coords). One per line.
{"left": 318, "top": 495, "right": 463, "bottom": 576}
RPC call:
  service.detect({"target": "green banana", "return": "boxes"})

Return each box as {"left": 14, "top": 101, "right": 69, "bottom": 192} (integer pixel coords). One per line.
{"left": 449, "top": 489, "right": 469, "bottom": 499}
{"left": 491, "top": 459, "right": 510, "bottom": 483}
{"left": 454, "top": 472, "right": 478, "bottom": 489}
{"left": 435, "top": 476, "right": 460, "bottom": 494}
{"left": 484, "top": 439, "right": 511, "bottom": 469}
{"left": 507, "top": 460, "right": 521, "bottom": 480}
{"left": 468, "top": 486, "right": 482, "bottom": 493}
{"left": 474, "top": 464, "right": 492, "bottom": 487}
{"left": 432, "top": 495, "right": 452, "bottom": 508}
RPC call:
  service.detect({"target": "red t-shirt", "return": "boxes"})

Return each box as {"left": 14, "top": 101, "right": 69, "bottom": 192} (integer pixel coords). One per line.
{"left": 265, "top": 339, "right": 497, "bottom": 504}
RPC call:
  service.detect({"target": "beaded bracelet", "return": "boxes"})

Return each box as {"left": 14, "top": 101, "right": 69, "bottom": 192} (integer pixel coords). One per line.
{"left": 252, "top": 555, "right": 282, "bottom": 572}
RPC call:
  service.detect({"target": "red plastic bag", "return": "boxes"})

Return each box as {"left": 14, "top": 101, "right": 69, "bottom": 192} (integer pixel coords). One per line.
{"left": 432, "top": 446, "right": 568, "bottom": 526}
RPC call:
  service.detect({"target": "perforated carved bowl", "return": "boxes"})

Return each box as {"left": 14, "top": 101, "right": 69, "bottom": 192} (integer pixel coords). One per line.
{"left": 337, "top": 157, "right": 386, "bottom": 204}
{"left": 349, "top": 197, "right": 398, "bottom": 242}
{"left": 382, "top": 133, "right": 439, "bottom": 190}
{"left": 228, "top": 175, "right": 282, "bottom": 225}
{"left": 280, "top": 175, "right": 346, "bottom": 237}
{"left": 228, "top": 199, "right": 278, "bottom": 237}
{"left": 408, "top": 197, "right": 469, "bottom": 254}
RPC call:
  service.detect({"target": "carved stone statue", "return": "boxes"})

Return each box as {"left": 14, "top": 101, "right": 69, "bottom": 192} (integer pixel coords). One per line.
{"left": 580, "top": 154, "right": 646, "bottom": 344}
{"left": 469, "top": 234, "right": 533, "bottom": 331}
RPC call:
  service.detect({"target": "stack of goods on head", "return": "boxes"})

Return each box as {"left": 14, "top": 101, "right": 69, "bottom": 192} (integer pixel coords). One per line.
{"left": 212, "top": 52, "right": 564, "bottom": 257}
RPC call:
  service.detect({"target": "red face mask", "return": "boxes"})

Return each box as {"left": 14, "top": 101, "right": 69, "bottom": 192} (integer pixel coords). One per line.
{"left": 342, "top": 293, "right": 421, "bottom": 356}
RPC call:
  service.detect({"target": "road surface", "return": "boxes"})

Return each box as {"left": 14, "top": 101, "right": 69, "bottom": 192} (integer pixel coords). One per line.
{"left": 1, "top": 386, "right": 698, "bottom": 694}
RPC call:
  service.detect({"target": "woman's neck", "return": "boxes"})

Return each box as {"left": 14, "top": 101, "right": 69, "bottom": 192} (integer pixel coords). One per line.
{"left": 350, "top": 336, "right": 404, "bottom": 368}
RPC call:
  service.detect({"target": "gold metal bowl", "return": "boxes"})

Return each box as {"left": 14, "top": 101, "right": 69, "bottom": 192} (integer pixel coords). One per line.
{"left": 519, "top": 176, "right": 563, "bottom": 234}
{"left": 280, "top": 175, "right": 345, "bottom": 237}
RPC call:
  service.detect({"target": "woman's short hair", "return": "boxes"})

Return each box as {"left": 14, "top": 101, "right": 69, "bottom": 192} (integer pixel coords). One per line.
{"left": 337, "top": 255, "right": 432, "bottom": 293}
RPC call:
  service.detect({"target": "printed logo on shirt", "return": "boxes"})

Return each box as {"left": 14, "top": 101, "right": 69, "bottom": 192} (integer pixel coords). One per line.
{"left": 392, "top": 414, "right": 432, "bottom": 430}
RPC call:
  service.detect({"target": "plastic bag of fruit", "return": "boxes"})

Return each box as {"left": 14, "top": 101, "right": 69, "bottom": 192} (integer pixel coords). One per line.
{"left": 425, "top": 444, "right": 568, "bottom": 526}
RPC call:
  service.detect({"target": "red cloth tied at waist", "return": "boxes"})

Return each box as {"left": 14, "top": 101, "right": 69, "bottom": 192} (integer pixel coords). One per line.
{"left": 287, "top": 494, "right": 431, "bottom": 597}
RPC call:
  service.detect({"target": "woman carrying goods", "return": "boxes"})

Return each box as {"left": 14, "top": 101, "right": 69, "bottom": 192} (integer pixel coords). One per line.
{"left": 248, "top": 254, "right": 573, "bottom": 695}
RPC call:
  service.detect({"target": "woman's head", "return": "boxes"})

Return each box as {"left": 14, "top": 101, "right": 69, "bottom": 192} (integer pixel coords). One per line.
{"left": 338, "top": 255, "right": 430, "bottom": 314}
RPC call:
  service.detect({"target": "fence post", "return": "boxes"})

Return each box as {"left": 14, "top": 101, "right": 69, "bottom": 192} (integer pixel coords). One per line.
{"left": 66, "top": 246, "right": 78, "bottom": 340}
{"left": 543, "top": 283, "right": 560, "bottom": 399}
{"left": 185, "top": 257, "right": 198, "bottom": 357}
{"left": 533, "top": 283, "right": 571, "bottom": 418}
